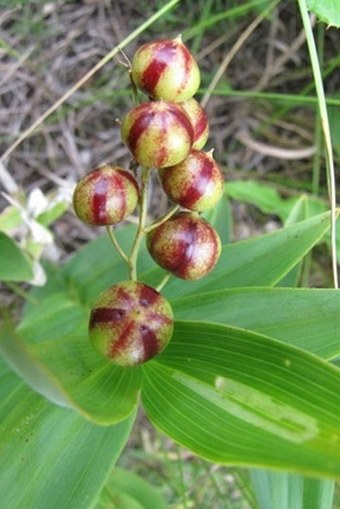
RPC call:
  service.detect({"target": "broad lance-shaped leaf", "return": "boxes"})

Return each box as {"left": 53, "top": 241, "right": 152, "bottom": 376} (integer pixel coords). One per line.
{"left": 0, "top": 231, "right": 33, "bottom": 282}
{"left": 0, "top": 358, "right": 136, "bottom": 509}
{"left": 141, "top": 211, "right": 331, "bottom": 297}
{"left": 1, "top": 319, "right": 142, "bottom": 424}
{"left": 96, "top": 468, "right": 168, "bottom": 509}
{"left": 142, "top": 321, "right": 340, "bottom": 479}
{"left": 249, "top": 469, "right": 334, "bottom": 509}
{"left": 172, "top": 288, "right": 340, "bottom": 360}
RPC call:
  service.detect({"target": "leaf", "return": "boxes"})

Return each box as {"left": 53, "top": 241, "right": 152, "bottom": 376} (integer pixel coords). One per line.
{"left": 0, "top": 232, "right": 33, "bottom": 282}
{"left": 226, "top": 180, "right": 326, "bottom": 224}
{"left": 202, "top": 193, "right": 232, "bottom": 244}
{"left": 0, "top": 357, "right": 136, "bottom": 509}
{"left": 97, "top": 468, "right": 168, "bottom": 509}
{"left": 62, "top": 225, "right": 153, "bottom": 305}
{"left": 307, "top": 0, "right": 340, "bottom": 27}
{"left": 249, "top": 470, "right": 335, "bottom": 509}
{"left": 142, "top": 212, "right": 331, "bottom": 298}
{"left": 172, "top": 288, "right": 340, "bottom": 360}
{"left": 1, "top": 317, "right": 141, "bottom": 424}
{"left": 226, "top": 180, "right": 295, "bottom": 221}
{"left": 142, "top": 321, "right": 340, "bottom": 479}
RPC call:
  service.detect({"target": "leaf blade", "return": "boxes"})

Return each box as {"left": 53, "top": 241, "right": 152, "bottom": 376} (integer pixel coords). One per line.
{"left": 0, "top": 358, "right": 136, "bottom": 509}
{"left": 171, "top": 287, "right": 340, "bottom": 359}
{"left": 0, "top": 232, "right": 33, "bottom": 282}
{"left": 143, "top": 321, "right": 340, "bottom": 479}
{"left": 142, "top": 212, "right": 331, "bottom": 297}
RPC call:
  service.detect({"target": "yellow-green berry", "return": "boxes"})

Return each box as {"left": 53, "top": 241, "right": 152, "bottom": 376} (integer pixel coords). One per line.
{"left": 89, "top": 281, "right": 174, "bottom": 367}
{"left": 180, "top": 98, "right": 209, "bottom": 150}
{"left": 121, "top": 101, "right": 194, "bottom": 169}
{"left": 146, "top": 212, "right": 221, "bottom": 280}
{"left": 131, "top": 36, "right": 200, "bottom": 102}
{"left": 73, "top": 165, "right": 139, "bottom": 226}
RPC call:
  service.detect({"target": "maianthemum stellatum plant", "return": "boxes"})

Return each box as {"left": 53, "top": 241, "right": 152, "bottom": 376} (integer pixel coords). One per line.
{"left": 1, "top": 1, "right": 340, "bottom": 508}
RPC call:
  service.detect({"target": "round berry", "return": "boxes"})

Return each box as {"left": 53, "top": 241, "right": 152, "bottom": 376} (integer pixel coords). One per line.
{"left": 73, "top": 165, "right": 139, "bottom": 226}
{"left": 89, "top": 281, "right": 174, "bottom": 367}
{"left": 131, "top": 36, "right": 200, "bottom": 102}
{"left": 121, "top": 101, "right": 194, "bottom": 168}
{"left": 146, "top": 212, "right": 221, "bottom": 280}
{"left": 160, "top": 150, "right": 224, "bottom": 212}
{"left": 180, "top": 98, "right": 209, "bottom": 150}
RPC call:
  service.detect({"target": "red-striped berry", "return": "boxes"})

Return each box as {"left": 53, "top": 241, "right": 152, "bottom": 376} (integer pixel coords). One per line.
{"left": 180, "top": 98, "right": 209, "bottom": 150}
{"left": 146, "top": 212, "right": 221, "bottom": 280}
{"left": 89, "top": 281, "right": 174, "bottom": 367}
{"left": 131, "top": 36, "right": 200, "bottom": 102}
{"left": 160, "top": 150, "right": 224, "bottom": 212}
{"left": 121, "top": 101, "right": 194, "bottom": 168}
{"left": 73, "top": 165, "right": 139, "bottom": 226}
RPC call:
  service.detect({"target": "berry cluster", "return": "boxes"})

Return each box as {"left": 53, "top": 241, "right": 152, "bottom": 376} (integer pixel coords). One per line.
{"left": 72, "top": 37, "right": 224, "bottom": 367}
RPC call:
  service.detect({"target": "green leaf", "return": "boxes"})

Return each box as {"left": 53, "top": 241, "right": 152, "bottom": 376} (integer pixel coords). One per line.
{"left": 0, "top": 358, "right": 135, "bottom": 509}
{"left": 62, "top": 225, "right": 153, "bottom": 305}
{"left": 249, "top": 470, "right": 334, "bottom": 509}
{"left": 1, "top": 317, "right": 141, "bottom": 424}
{"left": 97, "top": 468, "right": 168, "bottom": 509}
{"left": 202, "top": 193, "right": 232, "bottom": 244}
{"left": 226, "top": 180, "right": 295, "bottom": 221}
{"left": 142, "top": 212, "right": 331, "bottom": 297}
{"left": 172, "top": 287, "right": 340, "bottom": 360}
{"left": 0, "top": 206, "right": 22, "bottom": 233}
{"left": 36, "top": 201, "right": 69, "bottom": 226}
{"left": 307, "top": 0, "right": 340, "bottom": 27}
{"left": 143, "top": 321, "right": 340, "bottom": 479}
{"left": 0, "top": 232, "right": 33, "bottom": 282}
{"left": 226, "top": 180, "right": 327, "bottom": 224}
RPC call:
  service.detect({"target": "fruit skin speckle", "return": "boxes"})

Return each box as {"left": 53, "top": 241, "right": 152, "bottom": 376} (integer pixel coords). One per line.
{"left": 180, "top": 98, "right": 209, "bottom": 150}
{"left": 146, "top": 212, "right": 221, "bottom": 280}
{"left": 121, "top": 100, "right": 194, "bottom": 169}
{"left": 89, "top": 281, "right": 174, "bottom": 367}
{"left": 160, "top": 149, "right": 224, "bottom": 212}
{"left": 73, "top": 165, "right": 139, "bottom": 226}
{"left": 131, "top": 37, "right": 200, "bottom": 102}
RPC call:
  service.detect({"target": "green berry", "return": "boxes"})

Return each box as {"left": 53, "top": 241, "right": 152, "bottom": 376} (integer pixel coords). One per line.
{"left": 180, "top": 98, "right": 209, "bottom": 150}
{"left": 131, "top": 36, "right": 200, "bottom": 102}
{"left": 89, "top": 281, "right": 174, "bottom": 367}
{"left": 121, "top": 100, "right": 194, "bottom": 168}
{"left": 146, "top": 212, "right": 221, "bottom": 280}
{"left": 160, "top": 149, "right": 224, "bottom": 212}
{"left": 73, "top": 165, "right": 139, "bottom": 226}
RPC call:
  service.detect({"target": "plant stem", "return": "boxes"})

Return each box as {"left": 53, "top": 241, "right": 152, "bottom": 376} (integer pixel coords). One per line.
{"left": 106, "top": 226, "right": 129, "bottom": 264}
{"left": 297, "top": 0, "right": 338, "bottom": 289}
{"left": 4, "top": 282, "right": 39, "bottom": 304}
{"left": 156, "top": 273, "right": 171, "bottom": 291}
{"left": 128, "top": 167, "right": 150, "bottom": 280}
{"left": 144, "top": 204, "right": 180, "bottom": 233}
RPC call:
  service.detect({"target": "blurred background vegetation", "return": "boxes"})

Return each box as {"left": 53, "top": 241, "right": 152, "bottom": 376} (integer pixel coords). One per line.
{"left": 0, "top": 1, "right": 339, "bottom": 507}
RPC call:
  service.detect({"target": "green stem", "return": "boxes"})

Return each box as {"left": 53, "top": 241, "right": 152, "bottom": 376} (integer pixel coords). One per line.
{"left": 156, "top": 273, "right": 171, "bottom": 291}
{"left": 144, "top": 205, "right": 180, "bottom": 233}
{"left": 297, "top": 0, "right": 338, "bottom": 288}
{"left": 4, "top": 282, "right": 38, "bottom": 304}
{"left": 128, "top": 167, "right": 150, "bottom": 280}
{"left": 106, "top": 226, "right": 129, "bottom": 264}
{"left": 129, "top": 71, "right": 140, "bottom": 105}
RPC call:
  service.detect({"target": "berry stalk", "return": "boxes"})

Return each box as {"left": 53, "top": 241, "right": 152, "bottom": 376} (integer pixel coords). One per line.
{"left": 128, "top": 166, "right": 150, "bottom": 280}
